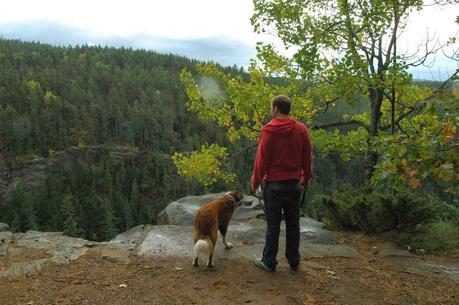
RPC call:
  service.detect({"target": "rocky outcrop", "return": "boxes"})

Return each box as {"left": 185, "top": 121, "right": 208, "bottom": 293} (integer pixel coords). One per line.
{"left": 0, "top": 145, "right": 140, "bottom": 204}
{"left": 146, "top": 192, "right": 357, "bottom": 260}
{"left": 156, "top": 193, "right": 263, "bottom": 226}
{"left": 0, "top": 230, "right": 95, "bottom": 277}
{"left": 110, "top": 224, "right": 154, "bottom": 250}
{"left": 0, "top": 231, "right": 12, "bottom": 244}
{"left": 2, "top": 193, "right": 458, "bottom": 281}
{"left": 0, "top": 223, "right": 9, "bottom": 232}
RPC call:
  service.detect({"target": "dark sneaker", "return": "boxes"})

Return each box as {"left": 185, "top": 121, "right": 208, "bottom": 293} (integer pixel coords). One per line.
{"left": 254, "top": 258, "right": 275, "bottom": 272}
{"left": 289, "top": 260, "right": 299, "bottom": 271}
{"left": 290, "top": 264, "right": 299, "bottom": 271}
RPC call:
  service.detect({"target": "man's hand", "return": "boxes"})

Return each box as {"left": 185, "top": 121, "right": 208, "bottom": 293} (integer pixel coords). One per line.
{"left": 254, "top": 185, "right": 263, "bottom": 198}
{"left": 298, "top": 182, "right": 308, "bottom": 192}
{"left": 300, "top": 177, "right": 311, "bottom": 191}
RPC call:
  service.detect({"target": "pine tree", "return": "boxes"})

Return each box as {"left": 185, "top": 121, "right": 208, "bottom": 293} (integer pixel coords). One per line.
{"left": 100, "top": 198, "right": 117, "bottom": 240}
{"left": 62, "top": 195, "right": 84, "bottom": 237}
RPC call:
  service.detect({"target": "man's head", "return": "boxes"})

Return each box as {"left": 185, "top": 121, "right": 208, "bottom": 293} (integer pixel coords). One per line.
{"left": 271, "top": 95, "right": 291, "bottom": 118}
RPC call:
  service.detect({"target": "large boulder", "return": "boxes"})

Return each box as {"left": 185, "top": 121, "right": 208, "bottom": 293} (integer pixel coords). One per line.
{"left": 156, "top": 193, "right": 264, "bottom": 226}
{"left": 156, "top": 193, "right": 225, "bottom": 226}
{"left": 145, "top": 192, "right": 360, "bottom": 260}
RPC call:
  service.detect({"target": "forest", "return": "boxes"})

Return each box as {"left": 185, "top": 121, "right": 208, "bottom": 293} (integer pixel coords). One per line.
{"left": 0, "top": 39, "right": 250, "bottom": 241}
{"left": 0, "top": 37, "right": 457, "bottom": 252}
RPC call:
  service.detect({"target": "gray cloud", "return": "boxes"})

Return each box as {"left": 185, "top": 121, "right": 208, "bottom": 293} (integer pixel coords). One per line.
{"left": 0, "top": 20, "right": 255, "bottom": 68}
{"left": 0, "top": 20, "right": 455, "bottom": 80}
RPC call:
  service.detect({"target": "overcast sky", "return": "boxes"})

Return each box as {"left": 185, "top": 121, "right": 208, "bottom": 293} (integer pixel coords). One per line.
{"left": 0, "top": 0, "right": 457, "bottom": 80}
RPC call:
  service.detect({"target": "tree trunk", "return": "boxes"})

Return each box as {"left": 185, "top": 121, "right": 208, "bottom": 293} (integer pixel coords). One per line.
{"left": 365, "top": 86, "right": 384, "bottom": 181}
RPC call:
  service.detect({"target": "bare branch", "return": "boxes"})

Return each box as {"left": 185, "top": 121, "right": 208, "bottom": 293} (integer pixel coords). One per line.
{"left": 442, "top": 45, "right": 459, "bottom": 61}
{"left": 400, "top": 31, "right": 446, "bottom": 68}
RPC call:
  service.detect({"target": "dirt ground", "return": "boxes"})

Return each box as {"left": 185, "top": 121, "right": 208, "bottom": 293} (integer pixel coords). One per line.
{"left": 0, "top": 233, "right": 458, "bottom": 305}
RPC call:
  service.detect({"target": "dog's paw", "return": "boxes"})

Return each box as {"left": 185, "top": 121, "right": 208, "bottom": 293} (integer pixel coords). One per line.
{"left": 225, "top": 242, "right": 234, "bottom": 249}
{"left": 193, "top": 258, "right": 199, "bottom": 267}
{"left": 206, "top": 260, "right": 214, "bottom": 268}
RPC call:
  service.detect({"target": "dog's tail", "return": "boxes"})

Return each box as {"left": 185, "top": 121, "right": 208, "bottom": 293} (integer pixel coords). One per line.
{"left": 194, "top": 238, "right": 211, "bottom": 258}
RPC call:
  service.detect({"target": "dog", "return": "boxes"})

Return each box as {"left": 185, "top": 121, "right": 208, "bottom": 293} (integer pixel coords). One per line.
{"left": 192, "top": 190, "right": 243, "bottom": 268}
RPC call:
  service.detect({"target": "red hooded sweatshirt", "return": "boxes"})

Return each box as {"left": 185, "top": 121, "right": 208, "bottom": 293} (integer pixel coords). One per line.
{"left": 251, "top": 117, "right": 313, "bottom": 191}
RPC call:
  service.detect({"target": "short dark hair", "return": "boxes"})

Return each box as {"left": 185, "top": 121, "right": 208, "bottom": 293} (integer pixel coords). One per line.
{"left": 272, "top": 95, "right": 291, "bottom": 115}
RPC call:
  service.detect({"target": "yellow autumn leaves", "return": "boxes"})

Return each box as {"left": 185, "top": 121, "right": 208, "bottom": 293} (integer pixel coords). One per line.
{"left": 172, "top": 144, "right": 236, "bottom": 187}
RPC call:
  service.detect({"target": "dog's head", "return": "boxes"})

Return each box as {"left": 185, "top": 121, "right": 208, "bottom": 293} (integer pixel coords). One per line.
{"left": 225, "top": 190, "right": 244, "bottom": 207}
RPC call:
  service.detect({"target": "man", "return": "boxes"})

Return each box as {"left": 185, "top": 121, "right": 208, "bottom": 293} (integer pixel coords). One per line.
{"left": 251, "top": 95, "right": 313, "bottom": 271}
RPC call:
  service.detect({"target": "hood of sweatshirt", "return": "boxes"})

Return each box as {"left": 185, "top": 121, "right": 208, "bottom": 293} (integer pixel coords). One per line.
{"left": 262, "top": 117, "right": 296, "bottom": 135}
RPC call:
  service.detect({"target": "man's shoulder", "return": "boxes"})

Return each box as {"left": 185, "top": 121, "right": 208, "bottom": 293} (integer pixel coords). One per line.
{"left": 294, "top": 120, "right": 309, "bottom": 131}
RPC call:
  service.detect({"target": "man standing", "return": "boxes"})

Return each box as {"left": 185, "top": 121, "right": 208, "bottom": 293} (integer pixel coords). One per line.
{"left": 252, "top": 95, "right": 313, "bottom": 271}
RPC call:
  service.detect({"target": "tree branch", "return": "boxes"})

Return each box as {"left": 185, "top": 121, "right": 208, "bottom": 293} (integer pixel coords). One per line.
{"left": 383, "top": 5, "right": 400, "bottom": 69}
{"left": 380, "top": 70, "right": 458, "bottom": 130}
{"left": 226, "top": 142, "right": 259, "bottom": 160}
{"left": 311, "top": 120, "right": 369, "bottom": 131}
{"left": 203, "top": 99, "right": 262, "bottom": 133}
{"left": 311, "top": 97, "right": 341, "bottom": 115}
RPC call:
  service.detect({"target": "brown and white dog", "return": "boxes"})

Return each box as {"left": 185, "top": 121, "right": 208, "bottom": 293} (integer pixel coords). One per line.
{"left": 192, "top": 190, "right": 243, "bottom": 268}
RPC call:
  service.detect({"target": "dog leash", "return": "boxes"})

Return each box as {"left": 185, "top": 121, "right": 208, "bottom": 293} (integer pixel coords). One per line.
{"left": 300, "top": 189, "right": 306, "bottom": 209}
{"left": 249, "top": 187, "right": 305, "bottom": 216}
{"left": 247, "top": 190, "right": 266, "bottom": 215}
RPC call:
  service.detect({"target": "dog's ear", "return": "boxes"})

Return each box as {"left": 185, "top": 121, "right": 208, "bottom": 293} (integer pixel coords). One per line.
{"left": 233, "top": 190, "right": 244, "bottom": 202}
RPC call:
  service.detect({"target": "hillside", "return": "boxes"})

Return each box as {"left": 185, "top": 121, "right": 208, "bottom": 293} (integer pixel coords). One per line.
{"left": 0, "top": 39, "right": 252, "bottom": 240}
{"left": 0, "top": 39, "right": 456, "bottom": 252}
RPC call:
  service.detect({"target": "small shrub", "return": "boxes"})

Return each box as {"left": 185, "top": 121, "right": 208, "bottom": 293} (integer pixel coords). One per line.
{"left": 312, "top": 186, "right": 459, "bottom": 252}
{"left": 316, "top": 187, "right": 437, "bottom": 233}
{"left": 304, "top": 193, "right": 329, "bottom": 222}
{"left": 396, "top": 221, "right": 459, "bottom": 252}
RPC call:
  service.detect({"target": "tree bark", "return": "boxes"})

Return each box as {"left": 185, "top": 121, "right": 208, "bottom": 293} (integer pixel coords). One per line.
{"left": 365, "top": 86, "right": 384, "bottom": 181}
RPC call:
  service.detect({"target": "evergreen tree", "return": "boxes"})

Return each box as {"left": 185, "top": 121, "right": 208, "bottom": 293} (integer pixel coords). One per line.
{"left": 99, "top": 198, "right": 117, "bottom": 240}
{"left": 62, "top": 195, "right": 84, "bottom": 237}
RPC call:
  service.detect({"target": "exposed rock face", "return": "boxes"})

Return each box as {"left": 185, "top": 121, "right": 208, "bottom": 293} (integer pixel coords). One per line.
{"left": 15, "top": 231, "right": 89, "bottom": 251}
{"left": 0, "top": 230, "right": 94, "bottom": 277}
{"left": 0, "top": 223, "right": 9, "bottom": 232}
{"left": 0, "top": 231, "right": 13, "bottom": 244}
{"left": 135, "top": 225, "right": 193, "bottom": 257}
{"left": 0, "top": 156, "right": 47, "bottom": 203}
{"left": 399, "top": 260, "right": 459, "bottom": 281}
{"left": 0, "top": 145, "right": 140, "bottom": 204}
{"left": 110, "top": 224, "right": 154, "bottom": 250}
